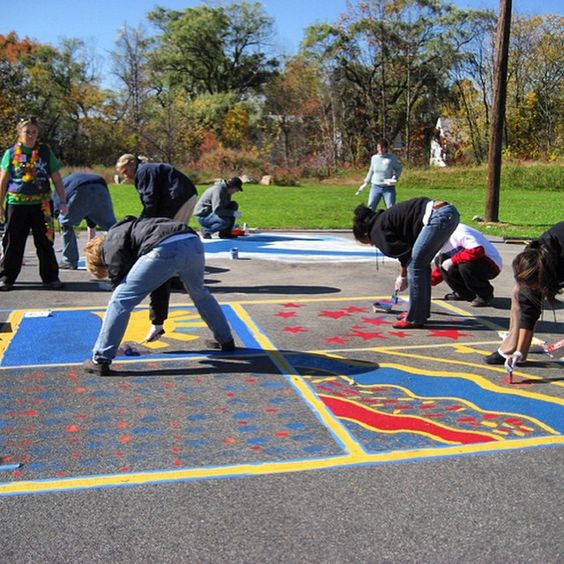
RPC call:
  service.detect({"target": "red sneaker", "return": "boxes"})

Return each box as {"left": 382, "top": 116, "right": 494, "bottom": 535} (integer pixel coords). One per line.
{"left": 392, "top": 319, "right": 424, "bottom": 329}
{"left": 396, "top": 311, "right": 407, "bottom": 320}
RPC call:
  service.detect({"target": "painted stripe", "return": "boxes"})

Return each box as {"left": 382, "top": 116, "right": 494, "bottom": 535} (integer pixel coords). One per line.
{"left": 1, "top": 437, "right": 562, "bottom": 497}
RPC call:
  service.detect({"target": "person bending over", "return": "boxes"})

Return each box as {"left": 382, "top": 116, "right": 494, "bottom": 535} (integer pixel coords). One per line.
{"left": 54, "top": 172, "right": 117, "bottom": 270}
{"left": 353, "top": 198, "right": 459, "bottom": 329}
{"left": 484, "top": 221, "right": 564, "bottom": 370}
{"left": 115, "top": 154, "right": 198, "bottom": 223}
{"left": 83, "top": 216, "right": 235, "bottom": 375}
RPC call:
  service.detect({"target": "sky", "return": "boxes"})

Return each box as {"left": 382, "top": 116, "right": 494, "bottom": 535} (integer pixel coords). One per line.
{"left": 3, "top": 0, "right": 562, "bottom": 87}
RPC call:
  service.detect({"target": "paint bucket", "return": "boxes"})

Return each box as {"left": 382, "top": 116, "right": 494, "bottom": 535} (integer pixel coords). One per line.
{"left": 230, "top": 247, "right": 239, "bottom": 260}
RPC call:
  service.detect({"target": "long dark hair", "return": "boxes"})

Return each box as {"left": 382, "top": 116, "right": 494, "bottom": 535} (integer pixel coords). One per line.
{"left": 353, "top": 204, "right": 376, "bottom": 241}
{"left": 513, "top": 240, "right": 561, "bottom": 303}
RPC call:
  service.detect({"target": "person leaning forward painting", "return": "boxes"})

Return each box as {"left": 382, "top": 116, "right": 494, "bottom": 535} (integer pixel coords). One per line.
{"left": 353, "top": 198, "right": 460, "bottom": 329}
{"left": 0, "top": 117, "right": 67, "bottom": 291}
{"left": 82, "top": 216, "right": 236, "bottom": 376}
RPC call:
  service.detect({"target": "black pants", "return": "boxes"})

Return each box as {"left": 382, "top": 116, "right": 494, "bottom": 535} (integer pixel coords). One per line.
{"left": 0, "top": 203, "right": 59, "bottom": 284}
{"left": 442, "top": 258, "right": 499, "bottom": 300}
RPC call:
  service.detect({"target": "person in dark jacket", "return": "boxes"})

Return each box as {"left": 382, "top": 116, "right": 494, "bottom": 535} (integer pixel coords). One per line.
{"left": 353, "top": 198, "right": 460, "bottom": 329}
{"left": 54, "top": 172, "right": 116, "bottom": 269}
{"left": 484, "top": 221, "right": 564, "bottom": 370}
{"left": 194, "top": 177, "right": 243, "bottom": 239}
{"left": 82, "top": 216, "right": 235, "bottom": 375}
{"left": 115, "top": 154, "right": 198, "bottom": 223}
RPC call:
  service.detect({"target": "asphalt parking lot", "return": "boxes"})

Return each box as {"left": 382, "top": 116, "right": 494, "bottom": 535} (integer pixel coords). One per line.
{"left": 0, "top": 230, "right": 562, "bottom": 563}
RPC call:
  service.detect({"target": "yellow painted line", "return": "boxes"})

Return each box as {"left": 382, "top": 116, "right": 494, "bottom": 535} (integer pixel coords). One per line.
{"left": 230, "top": 303, "right": 364, "bottom": 456}
{"left": 0, "top": 310, "right": 24, "bottom": 361}
{"left": 1, "top": 435, "right": 562, "bottom": 497}
{"left": 433, "top": 300, "right": 506, "bottom": 332}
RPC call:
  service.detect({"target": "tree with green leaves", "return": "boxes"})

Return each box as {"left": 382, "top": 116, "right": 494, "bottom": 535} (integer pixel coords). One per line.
{"left": 147, "top": 2, "right": 279, "bottom": 97}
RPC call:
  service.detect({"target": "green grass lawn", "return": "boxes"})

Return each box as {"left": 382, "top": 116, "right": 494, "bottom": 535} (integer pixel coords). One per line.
{"left": 100, "top": 162, "right": 563, "bottom": 239}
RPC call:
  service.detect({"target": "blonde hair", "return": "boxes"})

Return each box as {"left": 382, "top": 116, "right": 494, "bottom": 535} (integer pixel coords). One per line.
{"left": 115, "top": 153, "right": 137, "bottom": 173}
{"left": 85, "top": 235, "right": 109, "bottom": 280}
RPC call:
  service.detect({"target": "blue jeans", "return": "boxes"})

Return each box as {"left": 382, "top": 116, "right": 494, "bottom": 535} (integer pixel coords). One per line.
{"left": 93, "top": 236, "right": 233, "bottom": 363}
{"left": 58, "top": 184, "right": 116, "bottom": 266}
{"left": 368, "top": 184, "right": 396, "bottom": 210}
{"left": 197, "top": 213, "right": 234, "bottom": 236}
{"left": 406, "top": 204, "right": 459, "bottom": 323}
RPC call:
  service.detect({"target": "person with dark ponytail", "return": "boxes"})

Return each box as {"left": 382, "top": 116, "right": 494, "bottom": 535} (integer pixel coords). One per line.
{"left": 353, "top": 198, "right": 459, "bottom": 329}
{"left": 484, "top": 221, "right": 564, "bottom": 370}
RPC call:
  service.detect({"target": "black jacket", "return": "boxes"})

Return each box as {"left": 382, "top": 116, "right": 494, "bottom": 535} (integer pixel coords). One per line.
{"left": 519, "top": 221, "right": 564, "bottom": 329}
{"left": 368, "top": 197, "right": 431, "bottom": 266}
{"left": 102, "top": 216, "right": 196, "bottom": 323}
{"left": 135, "top": 163, "right": 197, "bottom": 219}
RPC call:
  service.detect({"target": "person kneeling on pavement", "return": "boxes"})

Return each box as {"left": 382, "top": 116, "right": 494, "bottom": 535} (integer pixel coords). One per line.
{"left": 194, "top": 176, "right": 243, "bottom": 239}
{"left": 431, "top": 223, "right": 503, "bottom": 307}
{"left": 83, "top": 216, "right": 236, "bottom": 375}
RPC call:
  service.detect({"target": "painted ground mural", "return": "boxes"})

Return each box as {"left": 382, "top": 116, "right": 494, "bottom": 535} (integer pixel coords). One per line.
{"left": 1, "top": 295, "right": 562, "bottom": 497}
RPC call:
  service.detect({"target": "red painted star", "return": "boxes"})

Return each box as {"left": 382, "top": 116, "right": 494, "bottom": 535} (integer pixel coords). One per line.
{"left": 340, "top": 306, "right": 369, "bottom": 313}
{"left": 428, "top": 329, "right": 472, "bottom": 340}
{"left": 388, "top": 331, "right": 409, "bottom": 338}
{"left": 346, "top": 330, "right": 386, "bottom": 340}
{"left": 325, "top": 336, "right": 349, "bottom": 344}
{"left": 361, "top": 316, "right": 393, "bottom": 326}
{"left": 319, "top": 310, "right": 352, "bottom": 319}
{"left": 281, "top": 302, "right": 304, "bottom": 308}
{"left": 275, "top": 311, "right": 297, "bottom": 318}
{"left": 283, "top": 326, "right": 308, "bottom": 333}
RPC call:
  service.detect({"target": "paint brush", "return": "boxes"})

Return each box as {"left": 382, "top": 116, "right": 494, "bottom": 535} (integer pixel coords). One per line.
{"left": 372, "top": 290, "right": 399, "bottom": 313}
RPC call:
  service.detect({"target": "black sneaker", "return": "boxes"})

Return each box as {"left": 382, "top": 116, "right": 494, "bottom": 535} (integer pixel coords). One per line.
{"left": 484, "top": 351, "right": 505, "bottom": 365}
{"left": 0, "top": 280, "right": 14, "bottom": 291}
{"left": 444, "top": 292, "right": 473, "bottom": 301}
{"left": 201, "top": 233, "right": 212, "bottom": 240}
{"left": 205, "top": 338, "right": 236, "bottom": 352}
{"left": 59, "top": 261, "right": 78, "bottom": 270}
{"left": 82, "top": 358, "right": 111, "bottom": 376}
{"left": 471, "top": 296, "right": 491, "bottom": 307}
{"left": 43, "top": 280, "right": 64, "bottom": 290}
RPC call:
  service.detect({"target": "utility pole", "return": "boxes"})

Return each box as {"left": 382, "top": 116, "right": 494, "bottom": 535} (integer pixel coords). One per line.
{"left": 485, "top": 0, "right": 512, "bottom": 222}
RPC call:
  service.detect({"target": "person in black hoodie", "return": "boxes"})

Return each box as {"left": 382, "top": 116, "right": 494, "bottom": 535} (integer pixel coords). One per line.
{"left": 484, "top": 221, "right": 564, "bottom": 370}
{"left": 353, "top": 198, "right": 459, "bottom": 329}
{"left": 82, "top": 216, "right": 235, "bottom": 375}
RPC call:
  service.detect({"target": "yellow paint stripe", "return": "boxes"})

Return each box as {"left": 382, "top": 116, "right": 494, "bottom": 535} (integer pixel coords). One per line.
{"left": 0, "top": 310, "right": 24, "bottom": 361}
{"left": 230, "top": 303, "right": 364, "bottom": 455}
{"left": 2, "top": 436, "right": 562, "bottom": 497}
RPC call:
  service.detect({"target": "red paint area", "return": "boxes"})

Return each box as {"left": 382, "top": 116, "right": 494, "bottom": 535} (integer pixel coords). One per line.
{"left": 321, "top": 396, "right": 497, "bottom": 444}
{"left": 427, "top": 329, "right": 472, "bottom": 340}
{"left": 319, "top": 310, "right": 352, "bottom": 319}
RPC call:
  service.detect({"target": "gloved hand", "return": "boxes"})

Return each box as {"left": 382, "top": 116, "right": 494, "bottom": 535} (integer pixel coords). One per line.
{"left": 233, "top": 211, "right": 242, "bottom": 218}
{"left": 441, "top": 258, "right": 454, "bottom": 272}
{"left": 355, "top": 183, "right": 367, "bottom": 196}
{"left": 145, "top": 324, "right": 165, "bottom": 342}
{"left": 395, "top": 275, "right": 408, "bottom": 292}
{"left": 504, "top": 351, "right": 522, "bottom": 372}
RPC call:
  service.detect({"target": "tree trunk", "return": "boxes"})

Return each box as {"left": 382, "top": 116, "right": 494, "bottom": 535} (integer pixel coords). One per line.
{"left": 485, "top": 0, "right": 512, "bottom": 222}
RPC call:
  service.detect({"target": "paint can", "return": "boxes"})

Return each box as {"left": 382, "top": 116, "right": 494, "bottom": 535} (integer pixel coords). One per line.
{"left": 230, "top": 247, "right": 239, "bottom": 260}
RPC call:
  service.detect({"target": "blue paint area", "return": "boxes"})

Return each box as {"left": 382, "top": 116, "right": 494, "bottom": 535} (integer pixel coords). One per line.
{"left": 349, "top": 365, "right": 564, "bottom": 433}
{"left": 202, "top": 233, "right": 380, "bottom": 259}
{"left": 1, "top": 310, "right": 103, "bottom": 366}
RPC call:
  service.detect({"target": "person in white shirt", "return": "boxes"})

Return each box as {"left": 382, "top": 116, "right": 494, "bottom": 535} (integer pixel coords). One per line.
{"left": 432, "top": 223, "right": 503, "bottom": 307}
{"left": 356, "top": 138, "right": 402, "bottom": 210}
